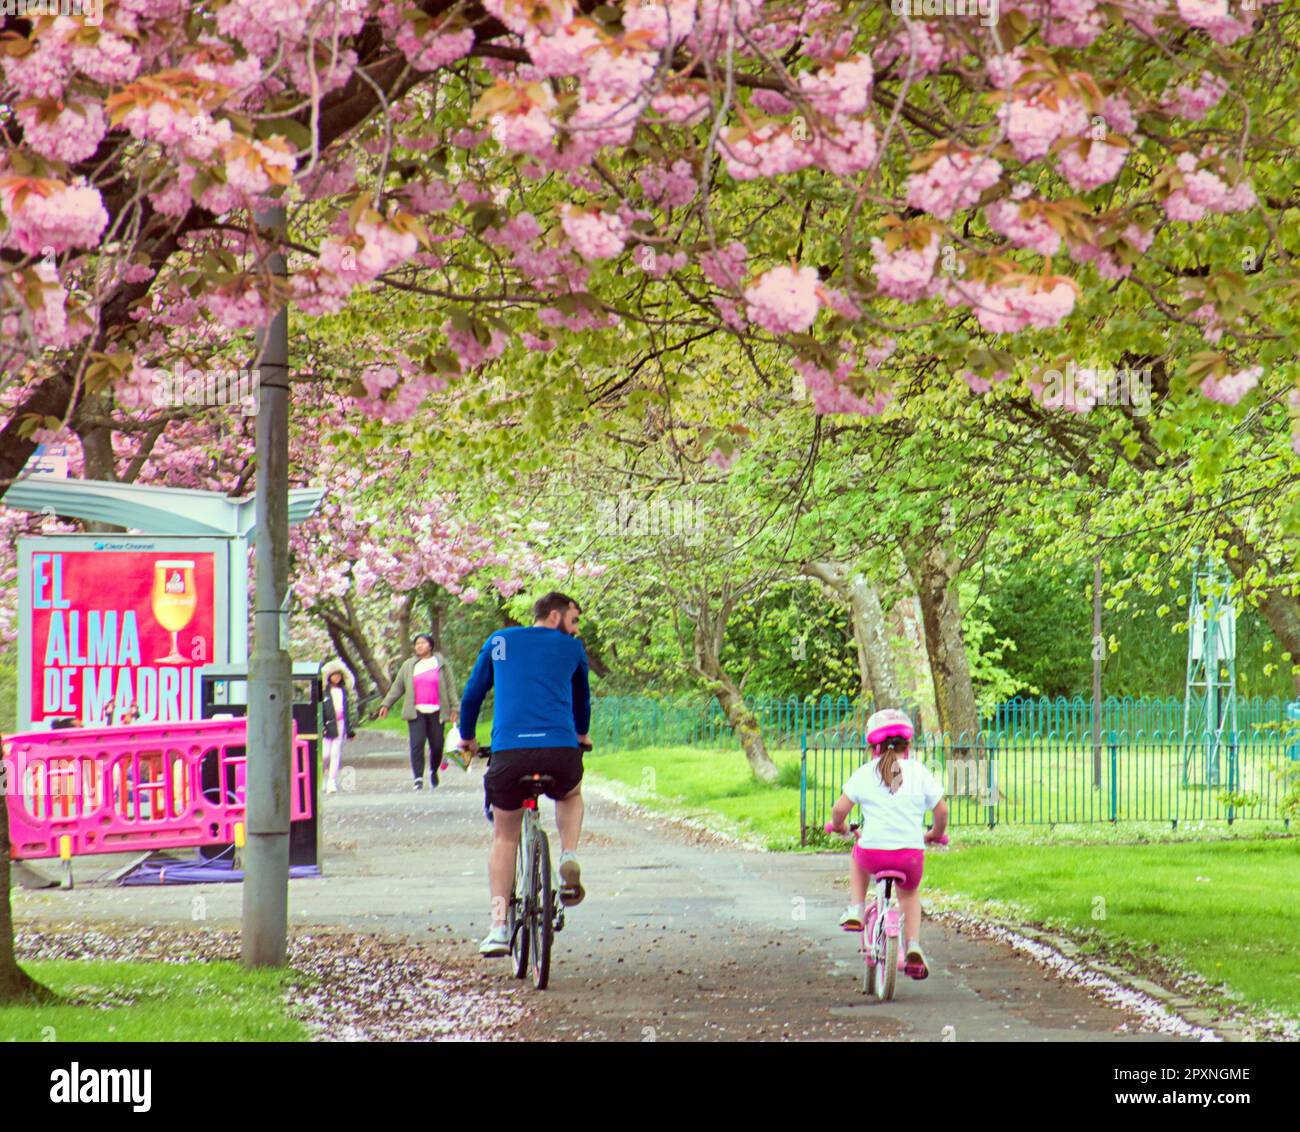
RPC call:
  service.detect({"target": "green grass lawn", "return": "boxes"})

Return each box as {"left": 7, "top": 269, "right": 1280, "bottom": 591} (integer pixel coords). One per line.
{"left": 0, "top": 960, "right": 308, "bottom": 1041}
{"left": 925, "top": 838, "right": 1300, "bottom": 1021}
{"left": 586, "top": 745, "right": 806, "bottom": 849}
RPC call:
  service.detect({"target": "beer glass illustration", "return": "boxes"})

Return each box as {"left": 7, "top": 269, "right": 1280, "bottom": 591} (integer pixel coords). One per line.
{"left": 152, "top": 559, "right": 197, "bottom": 663}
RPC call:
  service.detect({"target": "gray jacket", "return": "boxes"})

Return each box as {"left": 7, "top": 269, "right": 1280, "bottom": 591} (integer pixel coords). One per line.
{"left": 382, "top": 652, "right": 461, "bottom": 721}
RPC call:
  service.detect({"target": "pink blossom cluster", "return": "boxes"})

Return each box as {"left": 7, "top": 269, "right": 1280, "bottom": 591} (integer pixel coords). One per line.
{"left": 395, "top": 22, "right": 475, "bottom": 72}
{"left": 1056, "top": 138, "right": 1129, "bottom": 191}
{"left": 1176, "top": 0, "right": 1255, "bottom": 45}
{"left": 1041, "top": 0, "right": 1107, "bottom": 47}
{"left": 985, "top": 190, "right": 1062, "bottom": 257}
{"left": 490, "top": 101, "right": 558, "bottom": 158}
{"left": 215, "top": 0, "right": 315, "bottom": 59}
{"left": 743, "top": 265, "right": 822, "bottom": 335}
{"left": 1162, "top": 71, "right": 1230, "bottom": 120}
{"left": 446, "top": 321, "right": 509, "bottom": 370}
{"left": 560, "top": 205, "right": 630, "bottom": 260}
{"left": 999, "top": 93, "right": 1089, "bottom": 163}
{"left": 699, "top": 241, "right": 749, "bottom": 290}
{"left": 16, "top": 101, "right": 107, "bottom": 164}
{"left": 949, "top": 277, "right": 1078, "bottom": 333}
{"left": 538, "top": 305, "right": 620, "bottom": 333}
{"left": 1184, "top": 299, "right": 1246, "bottom": 345}
{"left": 224, "top": 138, "right": 297, "bottom": 197}
{"left": 869, "top": 232, "right": 941, "bottom": 301}
{"left": 750, "top": 90, "right": 793, "bottom": 116}
{"left": 798, "top": 54, "right": 873, "bottom": 116}
{"left": 638, "top": 159, "right": 698, "bottom": 208}
{"left": 905, "top": 153, "right": 1002, "bottom": 220}
{"left": 1163, "top": 151, "right": 1256, "bottom": 222}
{"left": 874, "top": 21, "right": 950, "bottom": 77}
{"left": 350, "top": 364, "right": 449, "bottom": 423}
{"left": 405, "top": 180, "right": 456, "bottom": 213}
{"left": 1067, "top": 224, "right": 1153, "bottom": 281}
{"left": 720, "top": 123, "right": 815, "bottom": 181}
{"left": 816, "top": 118, "right": 879, "bottom": 176}
{"left": 793, "top": 354, "right": 894, "bottom": 417}
{"left": 623, "top": 1, "right": 697, "bottom": 49}
{"left": 651, "top": 85, "right": 712, "bottom": 125}
{"left": 638, "top": 248, "right": 689, "bottom": 277}
{"left": 691, "top": 0, "right": 764, "bottom": 53}
{"left": 959, "top": 369, "right": 1011, "bottom": 395}
{"left": 1, "top": 262, "right": 83, "bottom": 348}
{"left": 1200, "top": 366, "right": 1261, "bottom": 405}
{"left": 206, "top": 280, "right": 268, "bottom": 331}
{"left": 0, "top": 179, "right": 109, "bottom": 255}
{"left": 296, "top": 215, "right": 419, "bottom": 315}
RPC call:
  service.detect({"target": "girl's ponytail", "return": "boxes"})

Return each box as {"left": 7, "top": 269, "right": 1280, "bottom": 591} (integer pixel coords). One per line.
{"left": 875, "top": 742, "right": 906, "bottom": 793}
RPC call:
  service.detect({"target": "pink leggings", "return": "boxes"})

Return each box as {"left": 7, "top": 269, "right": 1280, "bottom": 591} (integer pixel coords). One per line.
{"left": 852, "top": 846, "right": 925, "bottom": 892}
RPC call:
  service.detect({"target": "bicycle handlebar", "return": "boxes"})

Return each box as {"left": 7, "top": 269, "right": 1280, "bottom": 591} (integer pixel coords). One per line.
{"left": 823, "top": 820, "right": 949, "bottom": 847}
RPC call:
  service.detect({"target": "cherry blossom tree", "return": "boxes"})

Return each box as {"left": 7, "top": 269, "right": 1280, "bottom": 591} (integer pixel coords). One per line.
{"left": 3, "top": 0, "right": 1298, "bottom": 494}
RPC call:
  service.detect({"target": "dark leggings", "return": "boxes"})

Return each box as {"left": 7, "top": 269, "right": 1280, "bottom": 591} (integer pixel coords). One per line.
{"left": 408, "top": 713, "right": 445, "bottom": 781}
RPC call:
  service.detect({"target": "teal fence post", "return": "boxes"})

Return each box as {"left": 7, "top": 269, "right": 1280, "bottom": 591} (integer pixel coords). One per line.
{"left": 985, "top": 738, "right": 996, "bottom": 829}
{"left": 1109, "top": 730, "right": 1118, "bottom": 824}
{"left": 799, "top": 735, "right": 808, "bottom": 847}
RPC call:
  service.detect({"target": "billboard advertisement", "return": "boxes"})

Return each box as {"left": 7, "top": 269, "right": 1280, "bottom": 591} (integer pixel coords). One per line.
{"left": 17, "top": 537, "right": 231, "bottom": 729}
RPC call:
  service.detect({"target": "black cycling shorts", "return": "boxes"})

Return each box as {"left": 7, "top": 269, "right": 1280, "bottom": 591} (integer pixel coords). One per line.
{"left": 484, "top": 746, "right": 584, "bottom": 812}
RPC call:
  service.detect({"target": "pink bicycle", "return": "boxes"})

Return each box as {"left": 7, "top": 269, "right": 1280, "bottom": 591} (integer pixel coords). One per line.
{"left": 826, "top": 820, "right": 948, "bottom": 1001}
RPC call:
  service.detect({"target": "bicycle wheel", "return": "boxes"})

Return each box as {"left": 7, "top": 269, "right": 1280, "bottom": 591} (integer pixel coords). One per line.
{"left": 529, "top": 827, "right": 553, "bottom": 990}
{"left": 509, "top": 835, "right": 529, "bottom": 979}
{"left": 861, "top": 906, "right": 878, "bottom": 996}
{"left": 878, "top": 921, "right": 899, "bottom": 1003}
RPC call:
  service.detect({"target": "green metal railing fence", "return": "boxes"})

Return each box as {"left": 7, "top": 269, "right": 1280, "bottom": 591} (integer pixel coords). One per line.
{"left": 798, "top": 729, "right": 1296, "bottom": 843}
{"left": 589, "top": 693, "right": 1293, "bottom": 753}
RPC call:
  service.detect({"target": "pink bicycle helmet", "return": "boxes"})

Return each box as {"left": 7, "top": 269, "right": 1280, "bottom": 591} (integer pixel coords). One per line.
{"left": 865, "top": 708, "right": 914, "bottom": 746}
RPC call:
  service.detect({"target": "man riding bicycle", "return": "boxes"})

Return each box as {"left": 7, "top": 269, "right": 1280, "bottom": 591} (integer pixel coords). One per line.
{"left": 459, "top": 591, "right": 591, "bottom": 957}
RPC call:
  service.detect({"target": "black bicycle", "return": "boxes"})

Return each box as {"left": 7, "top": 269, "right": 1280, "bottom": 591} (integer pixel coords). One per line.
{"left": 506, "top": 770, "right": 565, "bottom": 989}
{"left": 476, "top": 740, "right": 592, "bottom": 990}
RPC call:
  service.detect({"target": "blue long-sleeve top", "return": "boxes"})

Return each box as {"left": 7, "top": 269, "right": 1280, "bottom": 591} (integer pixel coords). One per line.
{"left": 458, "top": 626, "right": 591, "bottom": 752}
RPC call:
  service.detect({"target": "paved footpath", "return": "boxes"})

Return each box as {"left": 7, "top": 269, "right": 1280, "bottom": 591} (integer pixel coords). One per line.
{"left": 14, "top": 734, "right": 1192, "bottom": 1042}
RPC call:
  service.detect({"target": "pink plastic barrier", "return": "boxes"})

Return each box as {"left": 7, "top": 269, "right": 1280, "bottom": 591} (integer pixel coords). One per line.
{"left": 3, "top": 718, "right": 312, "bottom": 861}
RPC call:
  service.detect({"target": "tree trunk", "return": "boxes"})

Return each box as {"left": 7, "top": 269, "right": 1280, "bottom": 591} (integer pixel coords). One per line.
{"left": 75, "top": 420, "right": 124, "bottom": 534}
{"left": 887, "top": 582, "right": 937, "bottom": 733}
{"left": 803, "top": 561, "right": 903, "bottom": 708}
{"left": 0, "top": 781, "right": 53, "bottom": 1003}
{"left": 906, "top": 536, "right": 980, "bottom": 748}
{"left": 1220, "top": 525, "right": 1300, "bottom": 695}
{"left": 689, "top": 599, "right": 778, "bottom": 782}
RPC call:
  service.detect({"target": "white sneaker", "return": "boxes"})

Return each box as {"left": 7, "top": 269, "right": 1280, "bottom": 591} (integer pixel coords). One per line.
{"left": 839, "top": 904, "right": 864, "bottom": 932}
{"left": 324, "top": 780, "right": 338, "bottom": 795}
{"left": 558, "top": 851, "right": 585, "bottom": 907}
{"left": 478, "top": 924, "right": 510, "bottom": 957}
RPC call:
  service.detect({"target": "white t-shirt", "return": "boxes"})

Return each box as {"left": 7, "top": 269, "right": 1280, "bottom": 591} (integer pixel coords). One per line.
{"left": 841, "top": 757, "right": 945, "bottom": 851}
{"left": 329, "top": 686, "right": 346, "bottom": 731}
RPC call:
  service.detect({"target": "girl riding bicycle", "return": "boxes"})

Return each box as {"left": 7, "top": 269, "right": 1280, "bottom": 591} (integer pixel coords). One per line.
{"left": 828, "top": 708, "right": 948, "bottom": 980}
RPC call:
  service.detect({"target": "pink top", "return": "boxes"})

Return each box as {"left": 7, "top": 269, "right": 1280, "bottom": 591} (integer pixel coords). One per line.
{"left": 413, "top": 663, "right": 440, "bottom": 710}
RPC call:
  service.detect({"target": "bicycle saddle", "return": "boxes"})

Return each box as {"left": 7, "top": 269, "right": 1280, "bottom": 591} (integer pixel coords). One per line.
{"left": 873, "top": 869, "right": 910, "bottom": 882}
{"left": 516, "top": 772, "right": 556, "bottom": 794}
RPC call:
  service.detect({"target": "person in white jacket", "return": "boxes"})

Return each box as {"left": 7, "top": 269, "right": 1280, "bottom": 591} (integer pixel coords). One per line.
{"left": 320, "top": 659, "right": 357, "bottom": 795}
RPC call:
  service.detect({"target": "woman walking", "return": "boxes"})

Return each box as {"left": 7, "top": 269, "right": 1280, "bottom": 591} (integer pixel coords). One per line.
{"left": 379, "top": 634, "right": 461, "bottom": 791}
{"left": 321, "top": 659, "right": 357, "bottom": 795}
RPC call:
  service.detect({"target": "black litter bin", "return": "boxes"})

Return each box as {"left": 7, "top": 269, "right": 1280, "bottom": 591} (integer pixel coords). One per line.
{"left": 200, "top": 662, "right": 323, "bottom": 869}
